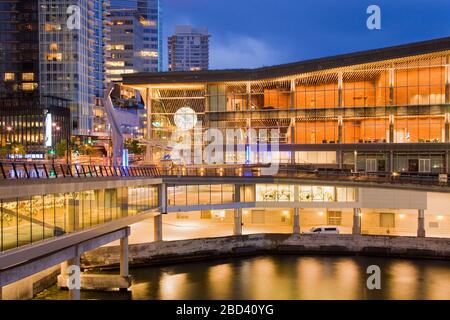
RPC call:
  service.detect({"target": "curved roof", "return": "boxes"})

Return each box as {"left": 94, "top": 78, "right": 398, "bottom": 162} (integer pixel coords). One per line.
{"left": 123, "top": 37, "right": 450, "bottom": 85}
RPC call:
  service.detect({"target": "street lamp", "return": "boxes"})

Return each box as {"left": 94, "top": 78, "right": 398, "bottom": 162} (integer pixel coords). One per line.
{"left": 13, "top": 147, "right": 19, "bottom": 162}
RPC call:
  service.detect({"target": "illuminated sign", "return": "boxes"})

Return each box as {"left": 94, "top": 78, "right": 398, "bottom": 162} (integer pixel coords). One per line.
{"left": 45, "top": 113, "right": 52, "bottom": 147}
{"left": 122, "top": 149, "right": 129, "bottom": 167}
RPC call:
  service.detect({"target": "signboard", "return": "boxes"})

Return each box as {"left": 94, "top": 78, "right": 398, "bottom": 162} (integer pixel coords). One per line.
{"left": 45, "top": 113, "right": 52, "bottom": 147}
{"left": 439, "top": 174, "right": 448, "bottom": 184}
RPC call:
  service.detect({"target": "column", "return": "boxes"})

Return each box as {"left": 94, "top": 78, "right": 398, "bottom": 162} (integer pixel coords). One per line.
{"left": 389, "top": 68, "right": 395, "bottom": 105}
{"left": 352, "top": 208, "right": 361, "bottom": 235}
{"left": 66, "top": 196, "right": 80, "bottom": 233}
{"left": 338, "top": 116, "right": 343, "bottom": 143}
{"left": 389, "top": 114, "right": 395, "bottom": 143}
{"left": 247, "top": 82, "right": 252, "bottom": 110}
{"left": 234, "top": 209, "right": 243, "bottom": 236}
{"left": 353, "top": 151, "right": 358, "bottom": 173}
{"left": 338, "top": 72, "right": 343, "bottom": 107}
{"left": 118, "top": 187, "right": 129, "bottom": 217}
{"left": 61, "top": 256, "right": 81, "bottom": 300}
{"left": 293, "top": 208, "right": 300, "bottom": 234}
{"left": 445, "top": 61, "right": 449, "bottom": 104}
{"left": 337, "top": 150, "right": 343, "bottom": 170}
{"left": 0, "top": 286, "right": 2, "bottom": 300}
{"left": 154, "top": 214, "right": 163, "bottom": 242}
{"left": 445, "top": 113, "right": 449, "bottom": 143}
{"left": 417, "top": 209, "right": 426, "bottom": 238}
{"left": 158, "top": 183, "right": 167, "bottom": 214}
{"left": 120, "top": 237, "right": 129, "bottom": 278}
{"left": 234, "top": 185, "right": 242, "bottom": 236}
{"left": 145, "top": 87, "right": 153, "bottom": 164}
{"left": 290, "top": 79, "right": 296, "bottom": 109}
{"left": 390, "top": 150, "right": 395, "bottom": 173}
{"left": 446, "top": 150, "right": 449, "bottom": 175}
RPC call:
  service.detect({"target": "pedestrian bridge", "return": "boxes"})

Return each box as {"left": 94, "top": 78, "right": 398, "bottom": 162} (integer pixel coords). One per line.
{"left": 0, "top": 162, "right": 449, "bottom": 299}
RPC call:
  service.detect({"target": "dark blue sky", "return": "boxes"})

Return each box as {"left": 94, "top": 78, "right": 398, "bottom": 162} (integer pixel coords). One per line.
{"left": 162, "top": 0, "right": 450, "bottom": 70}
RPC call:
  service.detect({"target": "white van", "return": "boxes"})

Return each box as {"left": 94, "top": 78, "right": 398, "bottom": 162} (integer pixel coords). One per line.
{"left": 304, "top": 226, "right": 340, "bottom": 234}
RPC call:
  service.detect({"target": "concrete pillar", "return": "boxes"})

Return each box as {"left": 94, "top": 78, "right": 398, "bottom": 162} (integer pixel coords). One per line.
{"left": 66, "top": 197, "right": 80, "bottom": 233}
{"left": 120, "top": 237, "right": 129, "bottom": 278}
{"left": 353, "top": 151, "right": 358, "bottom": 173}
{"left": 61, "top": 256, "right": 81, "bottom": 300}
{"left": 234, "top": 208, "right": 242, "bottom": 236}
{"left": 417, "top": 209, "right": 426, "bottom": 238}
{"left": 352, "top": 208, "right": 361, "bottom": 235}
{"left": 293, "top": 208, "right": 300, "bottom": 234}
{"left": 158, "top": 183, "right": 167, "bottom": 214}
{"left": 338, "top": 116, "right": 343, "bottom": 143}
{"left": 154, "top": 214, "right": 163, "bottom": 242}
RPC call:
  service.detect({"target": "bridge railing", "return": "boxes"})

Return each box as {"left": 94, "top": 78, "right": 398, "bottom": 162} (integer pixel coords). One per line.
{"left": 0, "top": 162, "right": 447, "bottom": 187}
{"left": 158, "top": 165, "right": 449, "bottom": 187}
{"left": 0, "top": 162, "right": 161, "bottom": 180}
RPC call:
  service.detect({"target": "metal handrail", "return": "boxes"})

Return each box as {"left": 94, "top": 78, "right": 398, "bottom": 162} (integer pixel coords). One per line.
{"left": 0, "top": 162, "right": 447, "bottom": 187}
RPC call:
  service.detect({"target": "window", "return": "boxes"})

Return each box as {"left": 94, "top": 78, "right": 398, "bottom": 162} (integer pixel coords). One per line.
{"left": 327, "top": 211, "right": 342, "bottom": 225}
{"left": 4, "top": 73, "right": 14, "bottom": 81}
{"left": 379, "top": 213, "right": 395, "bottom": 228}
{"left": 46, "top": 53, "right": 62, "bottom": 61}
{"left": 366, "top": 159, "right": 377, "bottom": 172}
{"left": 22, "top": 73, "right": 34, "bottom": 81}
{"left": 419, "top": 159, "right": 431, "bottom": 173}
{"left": 21, "top": 83, "right": 36, "bottom": 91}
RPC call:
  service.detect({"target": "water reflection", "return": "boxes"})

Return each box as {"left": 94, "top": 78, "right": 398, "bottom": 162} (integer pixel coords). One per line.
{"left": 35, "top": 255, "right": 450, "bottom": 300}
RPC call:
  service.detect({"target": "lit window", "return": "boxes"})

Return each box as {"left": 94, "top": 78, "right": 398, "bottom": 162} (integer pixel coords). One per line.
{"left": 140, "top": 51, "right": 158, "bottom": 57}
{"left": 106, "top": 61, "right": 125, "bottom": 67}
{"left": 111, "top": 44, "right": 125, "bottom": 50}
{"left": 22, "top": 73, "right": 34, "bottom": 81}
{"left": 49, "top": 43, "right": 58, "bottom": 51}
{"left": 4, "top": 73, "right": 15, "bottom": 81}
{"left": 22, "top": 83, "right": 37, "bottom": 91}
{"left": 47, "top": 53, "right": 62, "bottom": 61}
{"left": 44, "top": 23, "right": 61, "bottom": 31}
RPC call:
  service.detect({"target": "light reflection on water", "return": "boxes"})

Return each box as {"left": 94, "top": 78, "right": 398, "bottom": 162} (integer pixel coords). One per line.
{"left": 35, "top": 255, "right": 450, "bottom": 300}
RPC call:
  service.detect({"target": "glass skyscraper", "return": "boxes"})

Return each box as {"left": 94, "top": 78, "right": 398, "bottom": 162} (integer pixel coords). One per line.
{"left": 111, "top": 0, "right": 163, "bottom": 72}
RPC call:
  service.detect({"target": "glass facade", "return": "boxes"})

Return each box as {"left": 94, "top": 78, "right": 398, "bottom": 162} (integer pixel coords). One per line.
{"left": 131, "top": 44, "right": 450, "bottom": 174}
{"left": 0, "top": 185, "right": 158, "bottom": 253}
{"left": 167, "top": 184, "right": 234, "bottom": 206}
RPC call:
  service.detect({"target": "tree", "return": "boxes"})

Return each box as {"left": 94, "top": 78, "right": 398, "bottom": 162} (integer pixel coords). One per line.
{"left": 80, "top": 144, "right": 95, "bottom": 163}
{"left": 9, "top": 143, "right": 25, "bottom": 160}
{"left": 124, "top": 139, "right": 146, "bottom": 155}
{"left": 0, "top": 146, "right": 8, "bottom": 159}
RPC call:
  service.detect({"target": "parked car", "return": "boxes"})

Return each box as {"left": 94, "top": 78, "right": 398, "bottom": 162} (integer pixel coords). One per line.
{"left": 304, "top": 226, "right": 340, "bottom": 234}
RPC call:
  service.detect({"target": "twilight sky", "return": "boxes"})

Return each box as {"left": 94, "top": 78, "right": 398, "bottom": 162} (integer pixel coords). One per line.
{"left": 162, "top": 0, "right": 450, "bottom": 70}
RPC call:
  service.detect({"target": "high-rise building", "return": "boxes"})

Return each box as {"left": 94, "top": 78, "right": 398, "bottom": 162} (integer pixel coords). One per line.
{"left": 111, "top": 0, "right": 163, "bottom": 72}
{"left": 168, "top": 25, "right": 210, "bottom": 72}
{"left": 39, "top": 0, "right": 109, "bottom": 136}
{"left": 0, "top": 0, "right": 110, "bottom": 156}
{"left": 106, "top": 8, "right": 145, "bottom": 82}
